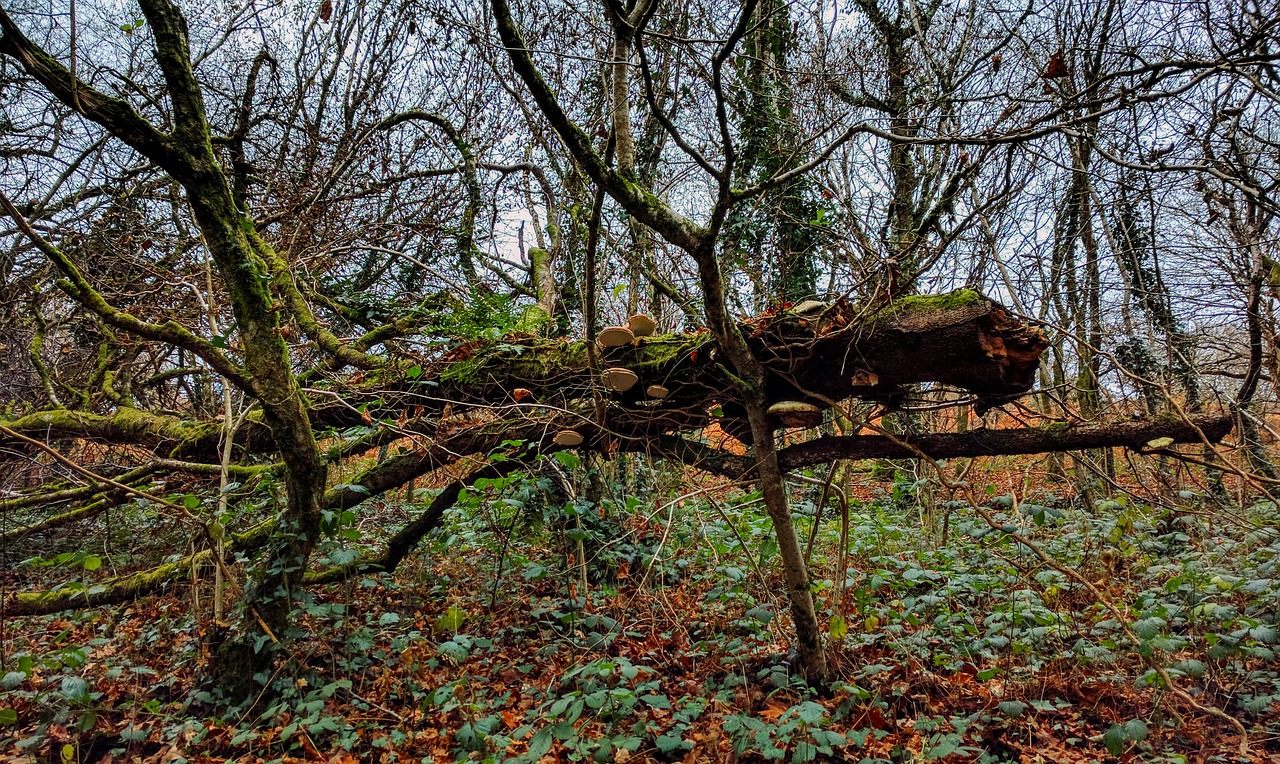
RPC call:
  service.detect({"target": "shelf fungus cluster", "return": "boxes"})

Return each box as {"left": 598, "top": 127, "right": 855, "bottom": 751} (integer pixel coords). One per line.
{"left": 412, "top": 291, "right": 1055, "bottom": 452}
{"left": 543, "top": 315, "right": 673, "bottom": 448}
{"left": 597, "top": 314, "right": 662, "bottom": 394}
{"left": 596, "top": 313, "right": 658, "bottom": 349}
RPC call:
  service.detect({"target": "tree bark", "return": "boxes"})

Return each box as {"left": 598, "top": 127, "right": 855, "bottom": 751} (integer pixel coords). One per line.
{"left": 1, "top": 0, "right": 328, "bottom": 699}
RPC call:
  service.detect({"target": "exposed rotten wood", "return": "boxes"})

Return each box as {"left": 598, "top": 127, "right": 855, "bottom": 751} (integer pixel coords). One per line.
{"left": 405, "top": 289, "right": 1047, "bottom": 429}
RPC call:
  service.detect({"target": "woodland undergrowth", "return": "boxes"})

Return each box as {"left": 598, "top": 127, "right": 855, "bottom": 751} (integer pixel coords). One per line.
{"left": 3, "top": 457, "right": 1279, "bottom": 763}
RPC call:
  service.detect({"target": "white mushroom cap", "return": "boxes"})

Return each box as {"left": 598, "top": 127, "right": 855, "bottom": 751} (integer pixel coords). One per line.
{"left": 626, "top": 314, "right": 658, "bottom": 337}
{"left": 602, "top": 367, "right": 639, "bottom": 392}
{"left": 767, "top": 400, "right": 821, "bottom": 415}
{"left": 767, "top": 400, "right": 823, "bottom": 428}
{"left": 553, "top": 429, "right": 584, "bottom": 446}
{"left": 597, "top": 326, "right": 635, "bottom": 347}
{"left": 850, "top": 369, "right": 879, "bottom": 387}
{"left": 791, "top": 299, "right": 827, "bottom": 315}
{"left": 645, "top": 384, "right": 670, "bottom": 399}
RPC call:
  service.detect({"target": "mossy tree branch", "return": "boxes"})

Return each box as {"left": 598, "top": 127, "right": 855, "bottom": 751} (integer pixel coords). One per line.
{"left": 1, "top": 0, "right": 329, "bottom": 697}
{"left": 2, "top": 424, "right": 542, "bottom": 616}
{"left": 0, "top": 193, "right": 254, "bottom": 392}
{"left": 490, "top": 0, "right": 709, "bottom": 251}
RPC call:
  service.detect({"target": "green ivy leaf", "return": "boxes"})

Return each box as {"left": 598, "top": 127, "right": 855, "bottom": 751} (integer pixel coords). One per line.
{"left": 1171, "top": 659, "right": 1206, "bottom": 677}
{"left": 1249, "top": 624, "right": 1278, "bottom": 643}
{"left": 1132, "top": 616, "right": 1165, "bottom": 640}
{"left": 552, "top": 451, "right": 581, "bottom": 470}
{"left": 1102, "top": 724, "right": 1127, "bottom": 756}
{"left": 640, "top": 694, "right": 671, "bottom": 709}
{"left": 434, "top": 606, "right": 466, "bottom": 634}
{"left": 655, "top": 734, "right": 688, "bottom": 753}
{"left": 1122, "top": 719, "right": 1149, "bottom": 742}
{"left": 60, "top": 676, "right": 89, "bottom": 701}
{"left": 795, "top": 701, "right": 826, "bottom": 726}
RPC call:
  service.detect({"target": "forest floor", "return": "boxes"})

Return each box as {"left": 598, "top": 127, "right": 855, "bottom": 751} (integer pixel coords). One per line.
{"left": 2, "top": 459, "right": 1279, "bottom": 763}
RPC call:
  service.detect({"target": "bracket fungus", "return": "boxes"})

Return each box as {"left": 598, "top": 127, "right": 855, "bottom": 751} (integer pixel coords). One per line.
{"left": 597, "top": 326, "right": 635, "bottom": 348}
{"left": 626, "top": 314, "right": 657, "bottom": 337}
{"left": 603, "top": 367, "right": 639, "bottom": 392}
{"left": 767, "top": 400, "right": 823, "bottom": 429}
{"left": 553, "top": 429, "right": 584, "bottom": 446}
{"left": 849, "top": 369, "right": 879, "bottom": 387}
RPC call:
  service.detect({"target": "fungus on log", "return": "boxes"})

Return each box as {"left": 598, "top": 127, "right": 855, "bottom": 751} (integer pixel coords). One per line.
{"left": 597, "top": 326, "right": 635, "bottom": 347}
{"left": 553, "top": 429, "right": 584, "bottom": 446}
{"left": 645, "top": 384, "right": 670, "bottom": 399}
{"left": 603, "top": 367, "right": 640, "bottom": 392}
{"left": 627, "top": 314, "right": 657, "bottom": 337}
{"left": 0, "top": 290, "right": 1050, "bottom": 457}
{"left": 5, "top": 290, "right": 1232, "bottom": 476}
{"left": 767, "top": 401, "right": 823, "bottom": 429}
{"left": 382, "top": 290, "right": 1046, "bottom": 420}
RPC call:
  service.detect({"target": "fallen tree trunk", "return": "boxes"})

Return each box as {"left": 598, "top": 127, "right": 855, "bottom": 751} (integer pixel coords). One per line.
{"left": 4, "top": 412, "right": 1236, "bottom": 617}
{"left": 407, "top": 289, "right": 1047, "bottom": 427}
{"left": 647, "top": 414, "right": 1237, "bottom": 478}
{"left": 1, "top": 290, "right": 1046, "bottom": 459}
{"left": 775, "top": 414, "right": 1236, "bottom": 472}
{"left": 2, "top": 291, "right": 1243, "bottom": 619}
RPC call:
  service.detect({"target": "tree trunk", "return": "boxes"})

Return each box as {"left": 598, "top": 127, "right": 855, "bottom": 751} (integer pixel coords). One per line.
{"left": 0, "top": 0, "right": 328, "bottom": 700}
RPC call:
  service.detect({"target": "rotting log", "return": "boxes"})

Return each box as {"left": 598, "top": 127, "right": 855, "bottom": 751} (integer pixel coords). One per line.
{"left": 643, "top": 414, "right": 1237, "bottom": 479}
{"left": 408, "top": 289, "right": 1046, "bottom": 419}
{"left": 1, "top": 290, "right": 1045, "bottom": 458}
{"left": 348, "top": 288, "right": 1048, "bottom": 445}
